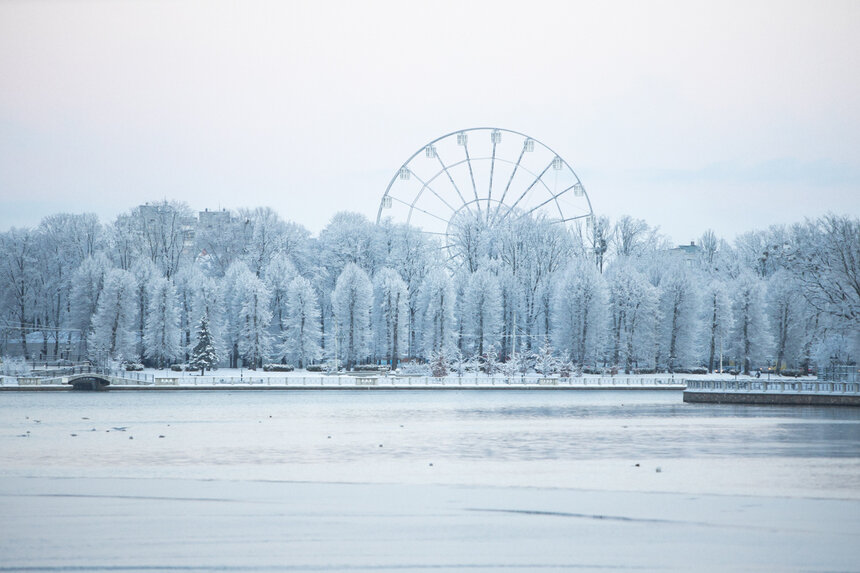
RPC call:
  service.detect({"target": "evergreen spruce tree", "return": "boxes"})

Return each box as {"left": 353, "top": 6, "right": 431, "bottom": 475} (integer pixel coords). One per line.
{"left": 429, "top": 351, "right": 449, "bottom": 378}
{"left": 189, "top": 311, "right": 218, "bottom": 375}
{"left": 534, "top": 339, "right": 558, "bottom": 377}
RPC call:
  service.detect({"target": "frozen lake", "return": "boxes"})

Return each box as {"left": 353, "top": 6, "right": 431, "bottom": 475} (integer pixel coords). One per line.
{"left": 2, "top": 390, "right": 859, "bottom": 571}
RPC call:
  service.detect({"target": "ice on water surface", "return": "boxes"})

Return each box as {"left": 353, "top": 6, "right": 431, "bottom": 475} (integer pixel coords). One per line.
{"left": 1, "top": 390, "right": 860, "bottom": 571}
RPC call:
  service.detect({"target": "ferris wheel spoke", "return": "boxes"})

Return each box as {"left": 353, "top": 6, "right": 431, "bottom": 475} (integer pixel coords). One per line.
{"left": 390, "top": 195, "right": 451, "bottom": 226}
{"left": 462, "top": 141, "right": 482, "bottom": 219}
{"left": 445, "top": 248, "right": 461, "bottom": 263}
{"left": 408, "top": 172, "right": 460, "bottom": 215}
{"left": 558, "top": 213, "right": 593, "bottom": 223}
{"left": 497, "top": 161, "right": 554, "bottom": 223}
{"left": 434, "top": 152, "right": 477, "bottom": 220}
{"left": 491, "top": 145, "right": 527, "bottom": 225}
{"left": 487, "top": 139, "right": 497, "bottom": 223}
{"left": 516, "top": 184, "right": 576, "bottom": 221}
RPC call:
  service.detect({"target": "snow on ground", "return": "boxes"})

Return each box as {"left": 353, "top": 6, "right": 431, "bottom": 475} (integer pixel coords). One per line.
{"left": 139, "top": 366, "right": 811, "bottom": 381}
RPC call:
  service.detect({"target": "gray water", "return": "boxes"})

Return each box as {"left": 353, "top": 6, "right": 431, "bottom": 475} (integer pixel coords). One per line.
{"left": 2, "top": 390, "right": 860, "bottom": 571}
{"left": 3, "top": 390, "right": 860, "bottom": 474}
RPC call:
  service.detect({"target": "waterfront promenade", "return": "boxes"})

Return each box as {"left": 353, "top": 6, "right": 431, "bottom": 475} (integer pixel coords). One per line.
{"left": 2, "top": 371, "right": 686, "bottom": 390}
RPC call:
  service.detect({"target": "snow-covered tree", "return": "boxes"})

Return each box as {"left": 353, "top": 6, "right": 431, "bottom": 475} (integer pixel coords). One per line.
{"left": 35, "top": 213, "right": 101, "bottom": 359}
{"left": 429, "top": 351, "right": 450, "bottom": 378}
{"left": 497, "top": 268, "right": 522, "bottom": 359}
{"left": 534, "top": 339, "right": 558, "bottom": 376}
{"left": 265, "top": 253, "right": 297, "bottom": 338}
{"left": 89, "top": 268, "right": 138, "bottom": 363}
{"left": 39, "top": 212, "right": 102, "bottom": 264}
{"left": 240, "top": 207, "right": 287, "bottom": 277}
{"left": 450, "top": 349, "right": 477, "bottom": 378}
{"left": 172, "top": 263, "right": 204, "bottom": 361}
{"left": 655, "top": 263, "right": 700, "bottom": 372}
{"left": 767, "top": 270, "right": 804, "bottom": 371}
{"left": 497, "top": 215, "right": 571, "bottom": 352}
{"left": 332, "top": 263, "right": 373, "bottom": 369}
{"left": 143, "top": 276, "right": 181, "bottom": 368}
{"left": 130, "top": 259, "right": 158, "bottom": 359}
{"left": 319, "top": 212, "right": 381, "bottom": 278}
{"left": 0, "top": 229, "right": 38, "bottom": 359}
{"left": 193, "top": 209, "right": 246, "bottom": 277}
{"left": 10, "top": 199, "right": 860, "bottom": 379}
{"left": 375, "top": 222, "right": 437, "bottom": 358}
{"left": 606, "top": 262, "right": 658, "bottom": 373}
{"left": 283, "top": 276, "right": 322, "bottom": 368}
{"left": 221, "top": 261, "right": 253, "bottom": 367}
{"left": 552, "top": 258, "right": 608, "bottom": 367}
{"left": 448, "top": 212, "right": 492, "bottom": 273}
{"left": 373, "top": 268, "right": 409, "bottom": 369}
{"left": 501, "top": 352, "right": 524, "bottom": 381}
{"left": 791, "top": 215, "right": 860, "bottom": 329}
{"left": 67, "top": 254, "right": 111, "bottom": 358}
{"left": 587, "top": 215, "right": 611, "bottom": 273}
{"left": 814, "top": 328, "right": 859, "bottom": 371}
{"left": 122, "top": 200, "right": 194, "bottom": 279}
{"left": 697, "top": 229, "right": 720, "bottom": 271}
{"left": 611, "top": 216, "right": 661, "bottom": 259}
{"left": 419, "top": 268, "right": 457, "bottom": 358}
{"left": 236, "top": 272, "right": 273, "bottom": 369}
{"left": 192, "top": 275, "right": 227, "bottom": 365}
{"left": 700, "top": 279, "right": 733, "bottom": 372}
{"left": 730, "top": 272, "right": 771, "bottom": 374}
{"left": 463, "top": 268, "right": 502, "bottom": 358}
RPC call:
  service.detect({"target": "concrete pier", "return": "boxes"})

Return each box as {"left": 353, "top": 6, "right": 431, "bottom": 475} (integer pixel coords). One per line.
{"left": 683, "top": 378, "right": 860, "bottom": 406}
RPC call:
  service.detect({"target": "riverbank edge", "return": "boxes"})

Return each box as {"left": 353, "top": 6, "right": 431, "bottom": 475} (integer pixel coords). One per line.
{"left": 683, "top": 390, "right": 860, "bottom": 406}
{"left": 0, "top": 384, "right": 686, "bottom": 392}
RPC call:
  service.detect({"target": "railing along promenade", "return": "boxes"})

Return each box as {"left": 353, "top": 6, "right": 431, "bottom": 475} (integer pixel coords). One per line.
{"left": 0, "top": 371, "right": 685, "bottom": 390}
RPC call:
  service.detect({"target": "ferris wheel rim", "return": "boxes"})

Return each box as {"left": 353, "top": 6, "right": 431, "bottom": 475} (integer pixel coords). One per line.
{"left": 377, "top": 127, "right": 595, "bottom": 231}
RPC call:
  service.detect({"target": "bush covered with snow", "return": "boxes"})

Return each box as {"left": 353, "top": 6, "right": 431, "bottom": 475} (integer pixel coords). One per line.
{"left": 352, "top": 364, "right": 387, "bottom": 372}
{"left": 673, "top": 367, "right": 708, "bottom": 375}
{"left": 1, "top": 357, "right": 31, "bottom": 376}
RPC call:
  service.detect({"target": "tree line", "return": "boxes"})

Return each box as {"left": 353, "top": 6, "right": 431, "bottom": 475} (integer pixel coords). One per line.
{"left": 0, "top": 201, "right": 857, "bottom": 375}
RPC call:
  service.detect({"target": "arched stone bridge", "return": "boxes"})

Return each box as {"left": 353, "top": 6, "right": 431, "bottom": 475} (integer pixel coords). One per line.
{"left": 66, "top": 373, "right": 112, "bottom": 391}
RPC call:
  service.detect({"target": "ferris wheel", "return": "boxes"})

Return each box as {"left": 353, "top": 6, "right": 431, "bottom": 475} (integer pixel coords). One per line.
{"left": 377, "top": 127, "right": 594, "bottom": 251}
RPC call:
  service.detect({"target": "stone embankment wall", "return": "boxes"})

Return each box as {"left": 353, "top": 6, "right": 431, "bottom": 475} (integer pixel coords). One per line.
{"left": 683, "top": 392, "right": 860, "bottom": 406}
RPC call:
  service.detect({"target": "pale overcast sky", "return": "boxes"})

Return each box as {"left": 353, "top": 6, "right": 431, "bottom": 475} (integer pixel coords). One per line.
{"left": 1, "top": 0, "right": 858, "bottom": 244}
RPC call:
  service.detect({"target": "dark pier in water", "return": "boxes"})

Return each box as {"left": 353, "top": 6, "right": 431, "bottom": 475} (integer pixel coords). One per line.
{"left": 684, "top": 378, "right": 860, "bottom": 406}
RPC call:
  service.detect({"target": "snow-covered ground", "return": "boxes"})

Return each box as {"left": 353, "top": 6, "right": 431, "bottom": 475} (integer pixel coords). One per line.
{"left": 139, "top": 366, "right": 818, "bottom": 379}
{"left": 127, "top": 366, "right": 817, "bottom": 386}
